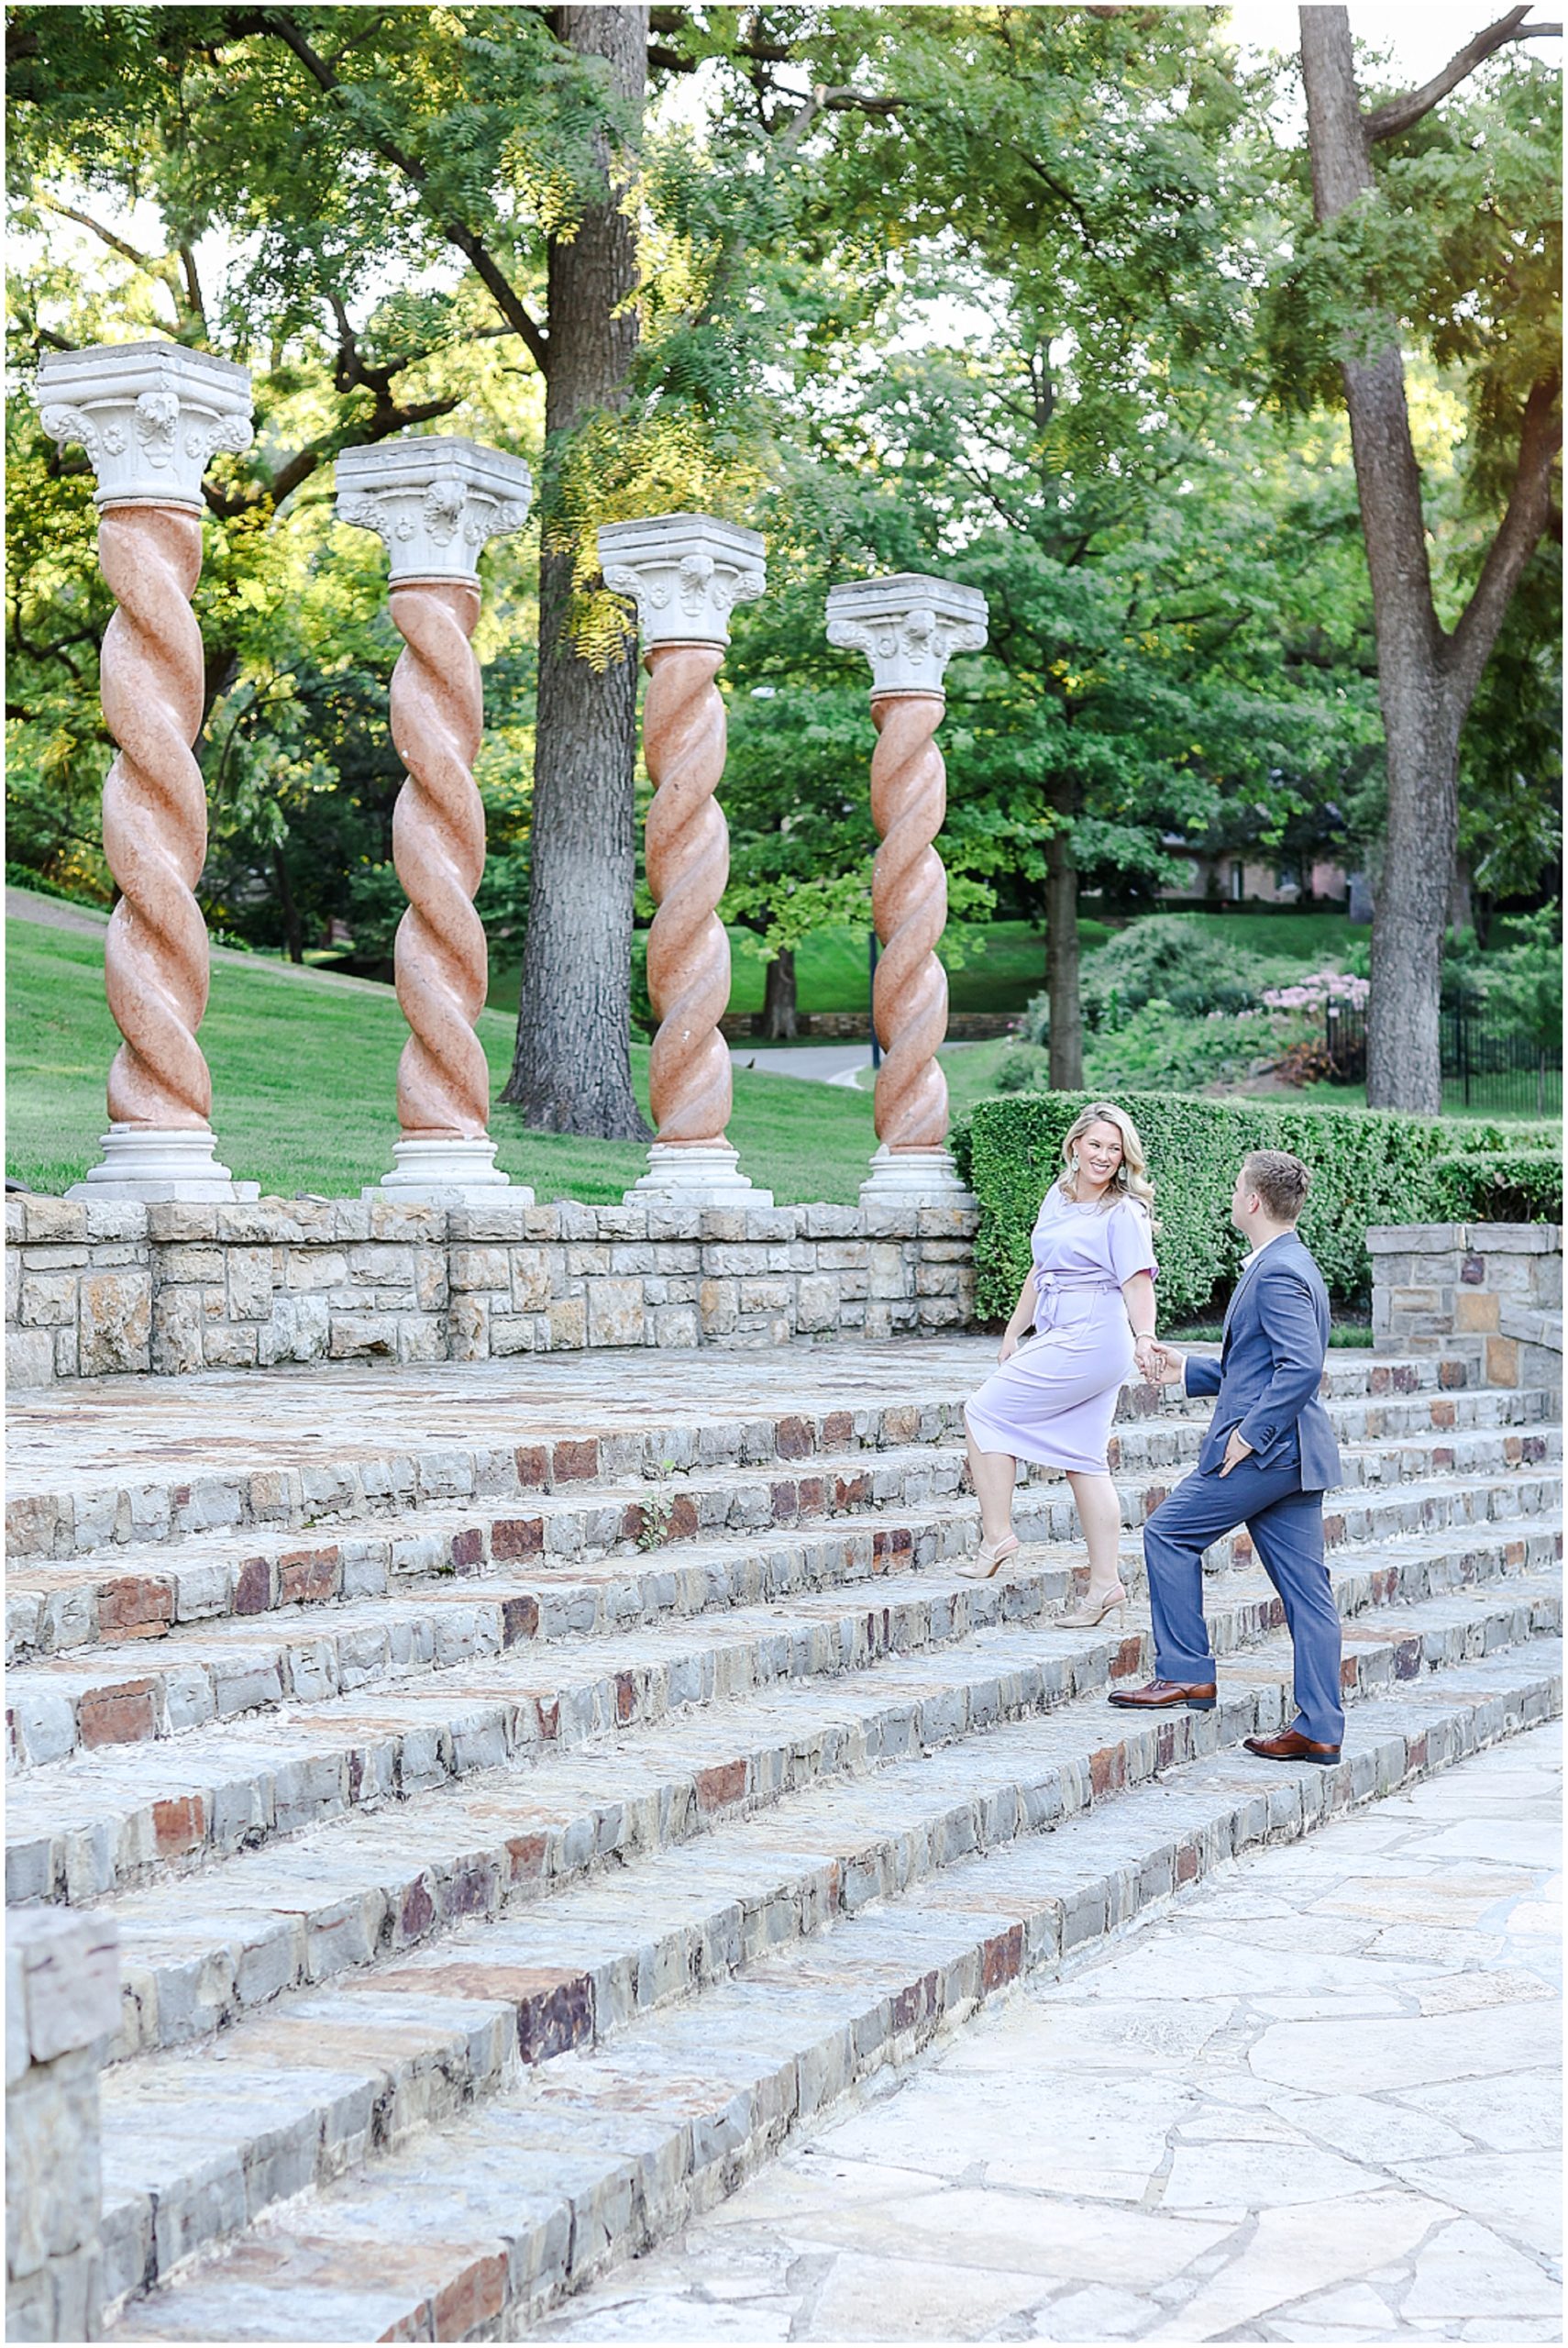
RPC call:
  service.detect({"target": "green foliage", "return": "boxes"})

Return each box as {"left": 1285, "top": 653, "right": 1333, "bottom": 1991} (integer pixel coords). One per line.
{"left": 1261, "top": 37, "right": 1562, "bottom": 897}
{"left": 1426, "top": 1150, "right": 1562, "bottom": 1226}
{"left": 1457, "top": 545, "right": 1562, "bottom": 909}
{"left": 1077, "top": 915, "right": 1274, "bottom": 1031}
{"left": 992, "top": 1048, "right": 1049, "bottom": 1096}
{"left": 6, "top": 4, "right": 1557, "bottom": 1074}
{"left": 1468, "top": 903, "right": 1563, "bottom": 1050}
{"left": 1085, "top": 1006, "right": 1288, "bottom": 1097}
{"left": 965, "top": 1090, "right": 1551, "bottom": 1325}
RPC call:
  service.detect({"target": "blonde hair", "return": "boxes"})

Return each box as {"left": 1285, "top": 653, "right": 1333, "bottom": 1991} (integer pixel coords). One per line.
{"left": 1057, "top": 1102, "right": 1158, "bottom": 1224}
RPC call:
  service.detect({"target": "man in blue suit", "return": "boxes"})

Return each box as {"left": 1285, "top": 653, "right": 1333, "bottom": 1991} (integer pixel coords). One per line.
{"left": 1110, "top": 1149, "right": 1345, "bottom": 1761}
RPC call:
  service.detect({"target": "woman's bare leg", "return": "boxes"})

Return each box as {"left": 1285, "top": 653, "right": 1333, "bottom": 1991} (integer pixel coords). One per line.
{"left": 1066, "top": 1470, "right": 1125, "bottom": 1596}
{"left": 966, "top": 1427, "right": 1018, "bottom": 1545}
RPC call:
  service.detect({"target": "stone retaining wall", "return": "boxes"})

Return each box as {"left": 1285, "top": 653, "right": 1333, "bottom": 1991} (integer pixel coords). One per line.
{"left": 6, "top": 1911, "right": 120, "bottom": 2342}
{"left": 1369, "top": 1222, "right": 1562, "bottom": 1390}
{"left": 4, "top": 1196, "right": 977, "bottom": 1387}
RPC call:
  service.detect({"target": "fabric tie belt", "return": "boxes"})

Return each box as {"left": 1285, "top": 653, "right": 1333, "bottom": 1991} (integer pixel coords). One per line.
{"left": 1032, "top": 1269, "right": 1120, "bottom": 1329}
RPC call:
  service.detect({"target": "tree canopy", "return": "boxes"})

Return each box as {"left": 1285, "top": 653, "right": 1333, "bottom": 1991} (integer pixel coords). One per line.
{"left": 6, "top": 4, "right": 1560, "bottom": 1120}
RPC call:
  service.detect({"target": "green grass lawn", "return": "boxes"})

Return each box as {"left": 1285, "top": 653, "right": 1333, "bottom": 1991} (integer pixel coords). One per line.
{"left": 6, "top": 920, "right": 878, "bottom": 1205}
{"left": 15, "top": 909, "right": 1551, "bottom": 1210}
{"left": 487, "top": 918, "right": 1082, "bottom": 1021}
{"left": 1305, "top": 1080, "right": 1563, "bottom": 1120}
{"left": 884, "top": 1038, "right": 1562, "bottom": 1132}
{"left": 1156, "top": 909, "right": 1360, "bottom": 963}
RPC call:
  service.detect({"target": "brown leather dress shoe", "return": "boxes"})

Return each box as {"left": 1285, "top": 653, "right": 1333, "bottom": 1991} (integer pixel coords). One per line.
{"left": 1108, "top": 1678, "right": 1217, "bottom": 1712}
{"left": 1244, "top": 1728, "right": 1342, "bottom": 1765}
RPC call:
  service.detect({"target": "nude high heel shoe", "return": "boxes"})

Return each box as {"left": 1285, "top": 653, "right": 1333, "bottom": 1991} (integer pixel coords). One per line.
{"left": 958, "top": 1532, "right": 1020, "bottom": 1580}
{"left": 1057, "top": 1581, "right": 1128, "bottom": 1629}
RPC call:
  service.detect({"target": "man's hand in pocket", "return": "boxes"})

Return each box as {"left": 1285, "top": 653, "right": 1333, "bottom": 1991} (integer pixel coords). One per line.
{"left": 1219, "top": 1427, "right": 1254, "bottom": 1478}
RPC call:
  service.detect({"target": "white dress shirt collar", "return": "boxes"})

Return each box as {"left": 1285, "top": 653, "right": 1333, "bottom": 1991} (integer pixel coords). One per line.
{"left": 1239, "top": 1228, "right": 1292, "bottom": 1274}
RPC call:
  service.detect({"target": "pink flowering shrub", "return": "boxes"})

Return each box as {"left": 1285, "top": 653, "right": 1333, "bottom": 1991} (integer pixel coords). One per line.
{"left": 1262, "top": 969, "right": 1371, "bottom": 1013}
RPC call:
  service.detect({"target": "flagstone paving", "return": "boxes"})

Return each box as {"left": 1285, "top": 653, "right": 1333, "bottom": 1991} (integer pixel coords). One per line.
{"left": 533, "top": 1721, "right": 1563, "bottom": 2344}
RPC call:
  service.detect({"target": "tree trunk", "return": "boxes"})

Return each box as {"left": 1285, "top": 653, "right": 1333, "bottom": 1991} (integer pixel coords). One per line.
{"left": 1297, "top": 6, "right": 1559, "bottom": 1115}
{"left": 1365, "top": 706, "right": 1462, "bottom": 1113}
{"left": 1044, "top": 783, "right": 1083, "bottom": 1090}
{"left": 760, "top": 947, "right": 799, "bottom": 1039}
{"left": 1447, "top": 853, "right": 1474, "bottom": 936}
{"left": 271, "top": 841, "right": 304, "bottom": 964}
{"left": 503, "top": 4, "right": 651, "bottom": 1138}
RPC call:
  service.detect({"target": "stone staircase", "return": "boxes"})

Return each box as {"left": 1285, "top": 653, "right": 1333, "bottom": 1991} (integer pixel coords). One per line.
{"left": 4, "top": 1337, "right": 1560, "bottom": 2344}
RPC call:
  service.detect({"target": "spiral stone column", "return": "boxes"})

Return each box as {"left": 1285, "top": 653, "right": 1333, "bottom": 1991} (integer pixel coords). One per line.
{"left": 37, "top": 342, "right": 254, "bottom": 1201}
{"left": 826, "top": 574, "right": 988, "bottom": 1204}
{"left": 598, "top": 515, "right": 771, "bottom": 1207}
{"left": 337, "top": 439, "right": 532, "bottom": 1201}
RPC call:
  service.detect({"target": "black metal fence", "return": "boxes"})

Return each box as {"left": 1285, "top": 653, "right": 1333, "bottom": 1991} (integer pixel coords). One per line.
{"left": 1324, "top": 1002, "right": 1562, "bottom": 1119}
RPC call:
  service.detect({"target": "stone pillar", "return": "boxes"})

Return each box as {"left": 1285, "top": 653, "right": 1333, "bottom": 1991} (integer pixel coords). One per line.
{"left": 6, "top": 1911, "right": 120, "bottom": 2342}
{"left": 1369, "top": 1221, "right": 1563, "bottom": 1390}
{"left": 337, "top": 439, "right": 532, "bottom": 1201}
{"left": 598, "top": 515, "right": 771, "bottom": 1207}
{"left": 826, "top": 574, "right": 988, "bottom": 1203}
{"left": 37, "top": 342, "right": 254, "bottom": 1202}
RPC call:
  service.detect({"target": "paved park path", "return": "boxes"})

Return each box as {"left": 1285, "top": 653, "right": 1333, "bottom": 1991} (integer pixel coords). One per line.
{"left": 539, "top": 1721, "right": 1562, "bottom": 2344}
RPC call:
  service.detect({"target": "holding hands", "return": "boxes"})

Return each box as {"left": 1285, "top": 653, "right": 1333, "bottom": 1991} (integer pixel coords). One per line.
{"left": 1135, "top": 1335, "right": 1186, "bottom": 1385}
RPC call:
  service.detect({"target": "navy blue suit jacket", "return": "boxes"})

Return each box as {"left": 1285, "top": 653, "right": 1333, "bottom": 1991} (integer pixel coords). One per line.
{"left": 1183, "top": 1232, "right": 1342, "bottom": 1491}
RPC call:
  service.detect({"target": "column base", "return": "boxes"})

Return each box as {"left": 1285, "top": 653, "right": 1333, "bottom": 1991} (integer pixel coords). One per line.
{"left": 625, "top": 1141, "right": 773, "bottom": 1209}
{"left": 66, "top": 1125, "right": 256, "bottom": 1203}
{"left": 859, "top": 1144, "right": 975, "bottom": 1207}
{"left": 367, "top": 1136, "right": 530, "bottom": 1205}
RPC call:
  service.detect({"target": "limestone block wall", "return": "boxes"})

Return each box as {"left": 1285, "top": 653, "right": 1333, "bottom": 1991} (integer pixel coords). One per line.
{"left": 1369, "top": 1223, "right": 1562, "bottom": 1390}
{"left": 6, "top": 1911, "right": 120, "bottom": 2342}
{"left": 4, "top": 1196, "right": 977, "bottom": 1386}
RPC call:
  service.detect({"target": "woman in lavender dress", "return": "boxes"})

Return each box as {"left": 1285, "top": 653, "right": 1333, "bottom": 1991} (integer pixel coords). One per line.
{"left": 960, "top": 1103, "right": 1160, "bottom": 1620}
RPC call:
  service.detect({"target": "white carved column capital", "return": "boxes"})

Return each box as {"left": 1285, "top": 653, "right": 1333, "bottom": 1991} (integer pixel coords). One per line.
{"left": 598, "top": 514, "right": 767, "bottom": 648}
{"left": 336, "top": 437, "right": 532, "bottom": 584}
{"left": 825, "top": 573, "right": 988, "bottom": 700}
{"left": 38, "top": 341, "right": 253, "bottom": 512}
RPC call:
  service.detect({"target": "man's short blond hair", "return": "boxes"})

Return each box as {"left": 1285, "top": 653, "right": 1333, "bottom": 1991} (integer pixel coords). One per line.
{"left": 1242, "top": 1149, "right": 1311, "bottom": 1224}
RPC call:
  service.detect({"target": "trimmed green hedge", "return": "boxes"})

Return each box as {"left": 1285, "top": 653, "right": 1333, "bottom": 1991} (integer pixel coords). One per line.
{"left": 955, "top": 1091, "right": 1562, "bottom": 1324}
{"left": 1426, "top": 1149, "right": 1563, "bottom": 1225}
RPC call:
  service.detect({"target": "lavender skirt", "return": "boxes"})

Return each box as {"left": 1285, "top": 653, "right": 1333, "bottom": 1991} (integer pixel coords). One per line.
{"left": 964, "top": 1273, "right": 1134, "bottom": 1475}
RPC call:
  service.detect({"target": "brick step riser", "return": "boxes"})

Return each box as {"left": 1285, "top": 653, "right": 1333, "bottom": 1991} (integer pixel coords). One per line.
{"left": 10, "top": 1399, "right": 1560, "bottom": 1667}
{"left": 7, "top": 1463, "right": 1560, "bottom": 1774}
{"left": 10, "top": 1356, "right": 1541, "bottom": 1566}
{"left": 9, "top": 1522, "right": 1561, "bottom": 1918}
{"left": 98, "top": 1648, "right": 1564, "bottom": 2336}
{"left": 100, "top": 1581, "right": 1562, "bottom": 2079}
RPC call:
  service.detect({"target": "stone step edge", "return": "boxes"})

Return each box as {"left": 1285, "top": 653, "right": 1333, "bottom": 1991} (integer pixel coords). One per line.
{"left": 84, "top": 1577, "right": 1565, "bottom": 2077}
{"left": 7, "top": 1466, "right": 1561, "bottom": 1778}
{"left": 10, "top": 1351, "right": 1532, "bottom": 1563}
{"left": 10, "top": 1401, "right": 1560, "bottom": 1662}
{"left": 8, "top": 1533, "right": 1560, "bottom": 1918}
{"left": 7, "top": 1428, "right": 1559, "bottom": 1700}
{"left": 15, "top": 1381, "right": 1556, "bottom": 1619}
{"left": 90, "top": 1608, "right": 1562, "bottom": 2297}
{"left": 101, "top": 1645, "right": 1563, "bottom": 2343}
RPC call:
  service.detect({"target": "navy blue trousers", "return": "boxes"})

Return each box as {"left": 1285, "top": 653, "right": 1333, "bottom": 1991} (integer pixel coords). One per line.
{"left": 1143, "top": 1456, "right": 1345, "bottom": 1745}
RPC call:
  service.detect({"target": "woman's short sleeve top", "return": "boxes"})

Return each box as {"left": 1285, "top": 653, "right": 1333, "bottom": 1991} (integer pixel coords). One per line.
{"left": 1031, "top": 1186, "right": 1158, "bottom": 1286}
